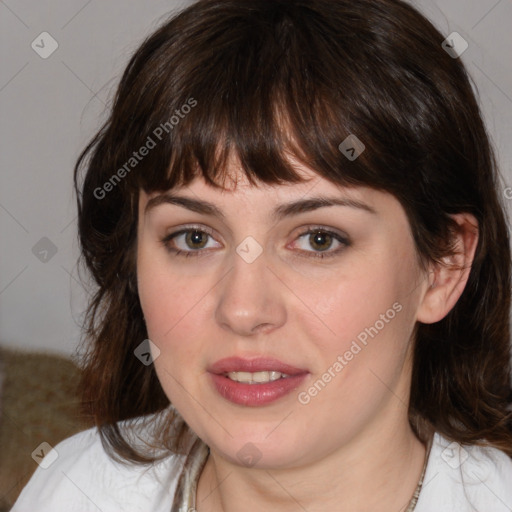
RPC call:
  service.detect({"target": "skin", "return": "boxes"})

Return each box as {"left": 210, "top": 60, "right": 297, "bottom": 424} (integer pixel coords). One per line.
{"left": 136, "top": 157, "right": 479, "bottom": 512}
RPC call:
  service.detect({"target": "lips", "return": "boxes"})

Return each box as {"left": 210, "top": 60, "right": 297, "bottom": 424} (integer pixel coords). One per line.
{"left": 208, "top": 357, "right": 309, "bottom": 406}
{"left": 208, "top": 357, "right": 308, "bottom": 376}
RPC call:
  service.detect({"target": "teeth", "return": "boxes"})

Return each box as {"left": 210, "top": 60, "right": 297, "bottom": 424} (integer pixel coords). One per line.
{"left": 226, "top": 371, "right": 290, "bottom": 384}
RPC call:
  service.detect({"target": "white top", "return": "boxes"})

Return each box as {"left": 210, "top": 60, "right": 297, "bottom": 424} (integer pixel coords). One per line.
{"left": 12, "top": 418, "right": 512, "bottom": 512}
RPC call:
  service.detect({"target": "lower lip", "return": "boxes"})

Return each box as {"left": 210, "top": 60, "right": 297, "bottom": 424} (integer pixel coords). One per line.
{"left": 209, "top": 373, "right": 308, "bottom": 406}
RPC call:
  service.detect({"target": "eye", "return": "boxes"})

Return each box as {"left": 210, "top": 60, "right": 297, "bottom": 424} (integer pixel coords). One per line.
{"left": 160, "top": 225, "right": 350, "bottom": 259}
{"left": 290, "top": 227, "right": 350, "bottom": 259}
{"left": 160, "top": 226, "right": 220, "bottom": 258}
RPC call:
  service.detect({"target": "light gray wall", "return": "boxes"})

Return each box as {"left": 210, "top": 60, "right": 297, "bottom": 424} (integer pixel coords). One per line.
{"left": 1, "top": 0, "right": 511, "bottom": 357}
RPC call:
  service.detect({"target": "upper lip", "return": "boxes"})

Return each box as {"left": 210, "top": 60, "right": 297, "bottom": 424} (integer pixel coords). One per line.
{"left": 209, "top": 357, "right": 308, "bottom": 376}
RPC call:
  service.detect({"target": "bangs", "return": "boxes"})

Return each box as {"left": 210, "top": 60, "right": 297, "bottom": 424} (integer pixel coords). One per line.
{"left": 121, "top": 0, "right": 411, "bottom": 196}
{"left": 98, "top": 0, "right": 471, "bottom": 220}
{"left": 145, "top": 81, "right": 357, "bottom": 193}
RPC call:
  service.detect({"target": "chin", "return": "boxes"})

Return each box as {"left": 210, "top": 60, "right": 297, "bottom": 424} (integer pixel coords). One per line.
{"left": 204, "top": 424, "right": 308, "bottom": 469}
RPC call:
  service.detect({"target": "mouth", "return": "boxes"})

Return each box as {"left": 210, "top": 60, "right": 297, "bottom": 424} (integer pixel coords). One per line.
{"left": 209, "top": 356, "right": 308, "bottom": 375}
{"left": 223, "top": 370, "right": 290, "bottom": 384}
{"left": 208, "top": 357, "right": 309, "bottom": 406}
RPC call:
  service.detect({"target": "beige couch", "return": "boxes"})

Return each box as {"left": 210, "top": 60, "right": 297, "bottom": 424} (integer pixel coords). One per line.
{"left": 0, "top": 347, "right": 93, "bottom": 511}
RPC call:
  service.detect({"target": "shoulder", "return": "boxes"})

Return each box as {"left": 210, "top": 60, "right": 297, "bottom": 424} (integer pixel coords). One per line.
{"left": 416, "top": 431, "right": 512, "bottom": 512}
{"left": 11, "top": 415, "right": 185, "bottom": 512}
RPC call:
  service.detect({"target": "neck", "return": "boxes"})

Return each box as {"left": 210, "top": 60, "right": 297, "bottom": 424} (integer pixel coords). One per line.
{"left": 195, "top": 417, "right": 428, "bottom": 512}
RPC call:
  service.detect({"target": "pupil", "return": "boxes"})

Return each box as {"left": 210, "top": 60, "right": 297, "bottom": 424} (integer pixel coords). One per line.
{"left": 311, "top": 232, "right": 331, "bottom": 251}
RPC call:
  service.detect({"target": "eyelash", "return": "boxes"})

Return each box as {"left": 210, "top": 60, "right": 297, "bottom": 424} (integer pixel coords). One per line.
{"left": 160, "top": 225, "right": 350, "bottom": 260}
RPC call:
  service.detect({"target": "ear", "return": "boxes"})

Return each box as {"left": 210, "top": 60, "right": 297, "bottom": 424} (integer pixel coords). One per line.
{"left": 416, "top": 213, "right": 479, "bottom": 324}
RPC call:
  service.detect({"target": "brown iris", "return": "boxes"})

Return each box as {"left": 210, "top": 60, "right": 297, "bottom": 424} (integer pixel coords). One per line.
{"left": 185, "top": 230, "right": 209, "bottom": 250}
{"left": 308, "top": 231, "right": 333, "bottom": 252}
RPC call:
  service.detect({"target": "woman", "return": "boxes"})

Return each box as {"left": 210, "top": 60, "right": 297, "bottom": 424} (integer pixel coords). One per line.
{"left": 12, "top": 0, "right": 512, "bottom": 510}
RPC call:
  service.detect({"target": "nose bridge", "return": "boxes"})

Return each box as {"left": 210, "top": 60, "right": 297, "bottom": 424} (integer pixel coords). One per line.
{"left": 214, "top": 240, "right": 286, "bottom": 335}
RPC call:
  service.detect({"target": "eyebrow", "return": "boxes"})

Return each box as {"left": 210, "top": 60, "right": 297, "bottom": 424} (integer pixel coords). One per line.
{"left": 144, "top": 193, "right": 377, "bottom": 220}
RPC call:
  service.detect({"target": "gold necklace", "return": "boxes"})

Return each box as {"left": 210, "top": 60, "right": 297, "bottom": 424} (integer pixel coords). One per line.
{"left": 404, "top": 435, "right": 432, "bottom": 512}
{"left": 172, "top": 436, "right": 432, "bottom": 512}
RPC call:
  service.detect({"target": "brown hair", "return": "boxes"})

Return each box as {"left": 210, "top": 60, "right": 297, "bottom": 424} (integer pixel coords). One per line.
{"left": 74, "top": 0, "right": 512, "bottom": 463}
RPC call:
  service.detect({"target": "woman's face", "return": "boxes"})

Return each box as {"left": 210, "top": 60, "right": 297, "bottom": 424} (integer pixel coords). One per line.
{"left": 136, "top": 160, "right": 430, "bottom": 469}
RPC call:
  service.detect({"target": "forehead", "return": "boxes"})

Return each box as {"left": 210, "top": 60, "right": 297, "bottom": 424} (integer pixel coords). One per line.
{"left": 138, "top": 169, "right": 412, "bottom": 233}
{"left": 140, "top": 160, "right": 371, "bottom": 208}
{"left": 138, "top": 151, "right": 412, "bottom": 226}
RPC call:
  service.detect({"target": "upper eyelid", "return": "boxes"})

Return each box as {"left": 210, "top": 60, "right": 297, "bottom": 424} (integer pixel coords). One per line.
{"left": 164, "top": 224, "right": 217, "bottom": 240}
{"left": 164, "top": 223, "right": 348, "bottom": 238}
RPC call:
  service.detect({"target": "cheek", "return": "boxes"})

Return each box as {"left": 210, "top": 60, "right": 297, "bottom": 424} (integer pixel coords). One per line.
{"left": 137, "top": 264, "right": 210, "bottom": 404}
{"left": 137, "top": 244, "right": 205, "bottom": 347}
{"left": 138, "top": 274, "right": 206, "bottom": 345}
{"left": 295, "top": 249, "right": 419, "bottom": 383}
{"left": 299, "top": 261, "right": 400, "bottom": 348}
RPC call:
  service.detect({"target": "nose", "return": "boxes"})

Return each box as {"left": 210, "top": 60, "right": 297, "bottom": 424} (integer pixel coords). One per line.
{"left": 214, "top": 248, "right": 287, "bottom": 337}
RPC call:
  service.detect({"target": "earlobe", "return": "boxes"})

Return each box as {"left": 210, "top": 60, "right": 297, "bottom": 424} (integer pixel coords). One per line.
{"left": 416, "top": 213, "right": 479, "bottom": 324}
